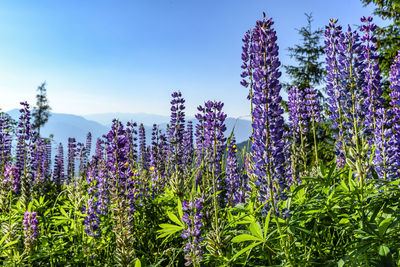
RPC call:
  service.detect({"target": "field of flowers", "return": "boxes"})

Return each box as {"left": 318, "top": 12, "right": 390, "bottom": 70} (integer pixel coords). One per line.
{"left": 1, "top": 14, "right": 400, "bottom": 266}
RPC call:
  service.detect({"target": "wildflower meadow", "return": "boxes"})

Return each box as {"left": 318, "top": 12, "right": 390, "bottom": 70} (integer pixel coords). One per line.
{"left": 1, "top": 14, "right": 400, "bottom": 266}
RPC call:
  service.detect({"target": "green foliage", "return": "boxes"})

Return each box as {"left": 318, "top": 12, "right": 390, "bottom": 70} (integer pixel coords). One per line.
{"left": 361, "top": 0, "right": 400, "bottom": 78}
{"left": 0, "top": 154, "right": 399, "bottom": 266}
{"left": 32, "top": 82, "right": 51, "bottom": 135}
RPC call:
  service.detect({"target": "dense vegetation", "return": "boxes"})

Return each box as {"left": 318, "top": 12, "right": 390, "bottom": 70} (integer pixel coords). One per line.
{"left": 1, "top": 14, "right": 400, "bottom": 266}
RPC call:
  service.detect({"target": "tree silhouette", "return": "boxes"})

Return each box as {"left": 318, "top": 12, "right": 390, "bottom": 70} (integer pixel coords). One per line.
{"left": 284, "top": 13, "right": 325, "bottom": 92}
{"left": 33, "top": 82, "right": 51, "bottom": 136}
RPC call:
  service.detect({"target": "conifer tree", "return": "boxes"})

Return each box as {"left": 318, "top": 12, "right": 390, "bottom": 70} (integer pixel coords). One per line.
{"left": 284, "top": 13, "right": 325, "bottom": 92}
{"left": 33, "top": 82, "right": 51, "bottom": 136}
{"left": 283, "top": 14, "right": 334, "bottom": 164}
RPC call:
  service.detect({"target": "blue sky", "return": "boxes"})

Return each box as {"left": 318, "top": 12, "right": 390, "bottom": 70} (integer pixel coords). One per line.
{"left": 0, "top": 0, "right": 380, "bottom": 118}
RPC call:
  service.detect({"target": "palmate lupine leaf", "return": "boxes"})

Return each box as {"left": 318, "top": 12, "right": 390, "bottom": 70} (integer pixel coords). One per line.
{"left": 230, "top": 209, "right": 273, "bottom": 262}
{"left": 157, "top": 200, "right": 184, "bottom": 243}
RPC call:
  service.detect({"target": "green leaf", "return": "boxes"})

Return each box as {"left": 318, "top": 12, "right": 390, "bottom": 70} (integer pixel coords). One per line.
{"left": 167, "top": 212, "right": 183, "bottom": 227}
{"left": 0, "top": 233, "right": 10, "bottom": 247}
{"left": 230, "top": 241, "right": 261, "bottom": 262}
{"left": 158, "top": 223, "right": 183, "bottom": 232}
{"left": 135, "top": 258, "right": 141, "bottom": 267}
{"left": 177, "top": 199, "right": 183, "bottom": 219}
{"left": 379, "top": 244, "right": 390, "bottom": 256}
{"left": 2, "top": 240, "right": 18, "bottom": 249}
{"left": 326, "top": 164, "right": 336, "bottom": 179}
{"left": 157, "top": 223, "right": 184, "bottom": 241}
{"left": 59, "top": 207, "right": 69, "bottom": 218}
{"left": 249, "top": 222, "right": 262, "bottom": 239}
{"left": 378, "top": 218, "right": 393, "bottom": 237}
{"left": 263, "top": 209, "right": 271, "bottom": 240}
{"left": 231, "top": 234, "right": 262, "bottom": 243}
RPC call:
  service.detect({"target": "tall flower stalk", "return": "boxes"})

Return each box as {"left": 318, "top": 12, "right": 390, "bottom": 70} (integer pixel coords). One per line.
{"left": 305, "top": 87, "right": 321, "bottom": 167}
{"left": 247, "top": 16, "right": 288, "bottom": 213}
{"left": 288, "top": 86, "right": 309, "bottom": 180}
{"left": 168, "top": 91, "right": 186, "bottom": 197}
{"left": 386, "top": 50, "right": 400, "bottom": 180}
{"left": 53, "top": 143, "right": 64, "bottom": 188}
{"left": 16, "top": 102, "right": 35, "bottom": 208}
{"left": 243, "top": 14, "right": 291, "bottom": 263}
{"left": 325, "top": 19, "right": 347, "bottom": 169}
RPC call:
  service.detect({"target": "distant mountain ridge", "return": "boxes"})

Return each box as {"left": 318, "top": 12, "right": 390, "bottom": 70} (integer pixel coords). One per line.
{"left": 84, "top": 112, "right": 171, "bottom": 127}
{"left": 83, "top": 112, "right": 252, "bottom": 143}
{"left": 7, "top": 109, "right": 108, "bottom": 154}
{"left": 6, "top": 110, "right": 252, "bottom": 153}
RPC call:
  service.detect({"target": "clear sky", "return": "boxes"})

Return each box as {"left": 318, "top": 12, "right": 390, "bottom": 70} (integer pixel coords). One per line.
{"left": 0, "top": 0, "right": 380, "bottom": 118}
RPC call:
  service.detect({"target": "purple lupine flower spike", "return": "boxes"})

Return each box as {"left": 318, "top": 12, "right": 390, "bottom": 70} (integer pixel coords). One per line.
{"left": 0, "top": 115, "right": 12, "bottom": 168}
{"left": 139, "top": 123, "right": 148, "bottom": 170}
{"left": 67, "top": 137, "right": 77, "bottom": 183}
{"left": 23, "top": 211, "right": 38, "bottom": 252}
{"left": 183, "top": 121, "right": 194, "bottom": 169}
{"left": 53, "top": 143, "right": 64, "bottom": 187}
{"left": 225, "top": 136, "right": 248, "bottom": 207}
{"left": 246, "top": 16, "right": 289, "bottom": 216}
{"left": 304, "top": 87, "right": 321, "bottom": 124}
{"left": 386, "top": 51, "right": 400, "bottom": 180}
{"left": 325, "top": 19, "right": 347, "bottom": 168}
{"left": 181, "top": 196, "right": 204, "bottom": 266}
{"left": 168, "top": 91, "right": 186, "bottom": 175}
{"left": 373, "top": 108, "right": 392, "bottom": 179}
{"left": 288, "top": 87, "right": 309, "bottom": 136}
{"left": 360, "top": 16, "right": 383, "bottom": 133}
{"left": 86, "top": 132, "right": 92, "bottom": 157}
{"left": 3, "top": 165, "right": 20, "bottom": 193}
{"left": 195, "top": 100, "right": 227, "bottom": 203}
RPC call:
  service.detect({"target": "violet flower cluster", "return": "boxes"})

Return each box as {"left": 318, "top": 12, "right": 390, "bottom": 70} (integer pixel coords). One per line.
{"left": 105, "top": 120, "right": 135, "bottom": 214}
{"left": 241, "top": 30, "right": 254, "bottom": 102}
{"left": 183, "top": 121, "right": 194, "bottom": 169}
{"left": 325, "top": 19, "right": 347, "bottom": 168}
{"left": 16, "top": 102, "right": 35, "bottom": 175}
{"left": 53, "top": 143, "right": 64, "bottom": 187}
{"left": 379, "top": 50, "right": 400, "bottom": 180}
{"left": 241, "top": 17, "right": 288, "bottom": 215}
{"left": 23, "top": 211, "right": 38, "bottom": 252}
{"left": 225, "top": 136, "right": 248, "bottom": 207}
{"left": 325, "top": 17, "right": 386, "bottom": 178}
{"left": 360, "top": 16, "right": 383, "bottom": 133}
{"left": 287, "top": 86, "right": 310, "bottom": 180}
{"left": 304, "top": 87, "right": 321, "bottom": 124}
{"left": 3, "top": 165, "right": 20, "bottom": 193}
{"left": 149, "top": 124, "right": 168, "bottom": 193}
{"left": 86, "top": 132, "right": 92, "bottom": 157}
{"left": 0, "top": 115, "right": 12, "bottom": 167}
{"left": 325, "top": 20, "right": 367, "bottom": 169}
{"left": 126, "top": 121, "right": 138, "bottom": 167}
{"left": 288, "top": 86, "right": 309, "bottom": 135}
{"left": 181, "top": 197, "right": 204, "bottom": 266}
{"left": 195, "top": 101, "right": 227, "bottom": 202}
{"left": 76, "top": 142, "right": 87, "bottom": 175}
{"left": 139, "top": 123, "right": 148, "bottom": 170}
{"left": 67, "top": 137, "right": 77, "bottom": 183}
{"left": 168, "top": 91, "right": 186, "bottom": 174}
{"left": 83, "top": 156, "right": 109, "bottom": 237}
{"left": 31, "top": 137, "right": 49, "bottom": 185}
